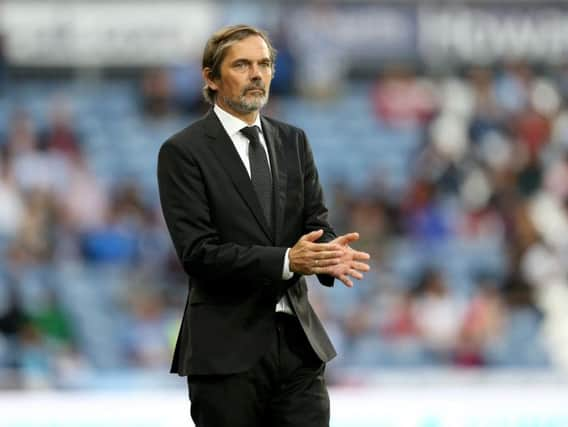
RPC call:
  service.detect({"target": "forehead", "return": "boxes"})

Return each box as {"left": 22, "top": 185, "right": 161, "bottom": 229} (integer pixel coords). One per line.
{"left": 223, "top": 35, "right": 270, "bottom": 62}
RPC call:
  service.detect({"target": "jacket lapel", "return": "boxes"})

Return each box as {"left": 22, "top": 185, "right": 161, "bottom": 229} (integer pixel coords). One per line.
{"left": 261, "top": 116, "right": 287, "bottom": 245}
{"left": 204, "top": 110, "right": 273, "bottom": 241}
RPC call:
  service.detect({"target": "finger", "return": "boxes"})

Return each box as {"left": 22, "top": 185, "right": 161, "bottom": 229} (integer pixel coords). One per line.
{"left": 310, "top": 242, "right": 342, "bottom": 252}
{"left": 300, "top": 229, "right": 324, "bottom": 242}
{"left": 351, "top": 250, "right": 371, "bottom": 261}
{"left": 316, "top": 257, "right": 341, "bottom": 267}
{"left": 348, "top": 269, "right": 364, "bottom": 280}
{"left": 312, "top": 263, "right": 340, "bottom": 275}
{"left": 333, "top": 232, "right": 360, "bottom": 246}
{"left": 338, "top": 275, "right": 354, "bottom": 288}
{"left": 351, "top": 261, "right": 371, "bottom": 272}
{"left": 314, "top": 250, "right": 343, "bottom": 260}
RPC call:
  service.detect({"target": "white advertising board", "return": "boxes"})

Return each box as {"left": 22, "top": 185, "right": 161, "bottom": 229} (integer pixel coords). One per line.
{"left": 418, "top": 5, "right": 568, "bottom": 64}
{"left": 0, "top": 1, "right": 218, "bottom": 66}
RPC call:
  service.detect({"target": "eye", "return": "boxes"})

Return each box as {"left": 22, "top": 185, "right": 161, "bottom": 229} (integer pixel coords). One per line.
{"left": 259, "top": 61, "right": 271, "bottom": 69}
{"left": 233, "top": 61, "right": 249, "bottom": 71}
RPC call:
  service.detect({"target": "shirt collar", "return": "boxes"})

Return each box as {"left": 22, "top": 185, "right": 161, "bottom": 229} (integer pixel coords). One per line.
{"left": 214, "top": 104, "right": 262, "bottom": 138}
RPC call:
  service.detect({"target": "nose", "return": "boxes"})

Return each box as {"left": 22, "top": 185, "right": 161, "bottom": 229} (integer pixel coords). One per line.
{"left": 249, "top": 64, "right": 262, "bottom": 80}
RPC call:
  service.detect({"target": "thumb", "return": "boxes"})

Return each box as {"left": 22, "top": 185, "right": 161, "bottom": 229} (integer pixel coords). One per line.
{"left": 301, "top": 229, "right": 324, "bottom": 242}
{"left": 334, "top": 232, "right": 360, "bottom": 246}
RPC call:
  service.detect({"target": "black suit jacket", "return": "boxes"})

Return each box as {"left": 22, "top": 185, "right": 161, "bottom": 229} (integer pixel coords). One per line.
{"left": 157, "top": 109, "right": 337, "bottom": 376}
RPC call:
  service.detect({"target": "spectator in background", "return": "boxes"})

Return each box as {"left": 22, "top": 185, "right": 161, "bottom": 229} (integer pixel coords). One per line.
{"left": 467, "top": 66, "right": 504, "bottom": 143}
{"left": 402, "top": 179, "right": 449, "bottom": 244}
{"left": 141, "top": 68, "right": 173, "bottom": 118}
{"left": 455, "top": 277, "right": 506, "bottom": 367}
{"left": 514, "top": 102, "right": 551, "bottom": 160}
{"left": 0, "top": 282, "right": 26, "bottom": 374}
{"left": 14, "top": 189, "right": 58, "bottom": 263}
{"left": 544, "top": 153, "right": 568, "bottom": 200}
{"left": 40, "top": 96, "right": 82, "bottom": 159}
{"left": 0, "top": 34, "right": 7, "bottom": 94}
{"left": 18, "top": 322, "right": 52, "bottom": 388}
{"left": 58, "top": 150, "right": 108, "bottom": 236}
{"left": 80, "top": 182, "right": 145, "bottom": 265}
{"left": 372, "top": 65, "right": 437, "bottom": 127}
{"left": 494, "top": 61, "right": 532, "bottom": 116}
{"left": 168, "top": 58, "right": 208, "bottom": 115}
{"left": 7, "top": 110, "right": 69, "bottom": 196}
{"left": 412, "top": 268, "right": 465, "bottom": 364}
{"left": 267, "top": 23, "right": 296, "bottom": 97}
{"left": 124, "top": 291, "right": 172, "bottom": 369}
{"left": 381, "top": 289, "right": 420, "bottom": 341}
{"left": 556, "top": 61, "right": 568, "bottom": 103}
{"left": 27, "top": 290, "right": 73, "bottom": 349}
{"left": 0, "top": 149, "right": 25, "bottom": 240}
{"left": 2, "top": 243, "right": 56, "bottom": 387}
{"left": 4, "top": 110, "right": 37, "bottom": 160}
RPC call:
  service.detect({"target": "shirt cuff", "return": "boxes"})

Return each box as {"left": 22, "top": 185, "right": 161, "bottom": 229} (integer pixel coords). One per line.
{"left": 282, "top": 248, "right": 294, "bottom": 280}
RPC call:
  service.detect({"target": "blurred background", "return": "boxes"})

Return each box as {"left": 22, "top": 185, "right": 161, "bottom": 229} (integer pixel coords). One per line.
{"left": 2, "top": 0, "right": 568, "bottom": 425}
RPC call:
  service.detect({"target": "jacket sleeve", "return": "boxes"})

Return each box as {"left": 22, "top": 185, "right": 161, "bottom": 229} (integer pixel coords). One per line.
{"left": 299, "top": 130, "right": 336, "bottom": 287}
{"left": 157, "top": 141, "right": 288, "bottom": 285}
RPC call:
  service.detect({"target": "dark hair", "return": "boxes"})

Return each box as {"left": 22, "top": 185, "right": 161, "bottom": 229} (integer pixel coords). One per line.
{"left": 201, "top": 24, "right": 277, "bottom": 104}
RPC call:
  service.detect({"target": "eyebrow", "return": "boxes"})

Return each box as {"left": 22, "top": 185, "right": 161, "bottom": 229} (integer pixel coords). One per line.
{"left": 231, "top": 57, "right": 271, "bottom": 64}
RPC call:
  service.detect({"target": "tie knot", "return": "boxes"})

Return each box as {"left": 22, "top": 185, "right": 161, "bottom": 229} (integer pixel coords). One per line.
{"left": 240, "top": 126, "right": 261, "bottom": 145}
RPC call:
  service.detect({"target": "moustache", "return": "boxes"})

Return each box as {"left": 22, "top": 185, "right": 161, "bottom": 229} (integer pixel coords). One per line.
{"left": 243, "top": 84, "right": 265, "bottom": 95}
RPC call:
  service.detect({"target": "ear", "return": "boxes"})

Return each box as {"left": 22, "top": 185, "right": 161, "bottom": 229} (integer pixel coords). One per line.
{"left": 202, "top": 67, "right": 219, "bottom": 91}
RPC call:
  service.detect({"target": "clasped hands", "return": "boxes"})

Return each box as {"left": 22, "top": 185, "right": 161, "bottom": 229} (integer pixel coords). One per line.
{"left": 289, "top": 229, "right": 371, "bottom": 287}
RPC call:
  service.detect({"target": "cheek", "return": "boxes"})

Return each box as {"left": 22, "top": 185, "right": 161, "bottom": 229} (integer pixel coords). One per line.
{"left": 263, "top": 71, "right": 273, "bottom": 85}
{"left": 227, "top": 77, "right": 245, "bottom": 94}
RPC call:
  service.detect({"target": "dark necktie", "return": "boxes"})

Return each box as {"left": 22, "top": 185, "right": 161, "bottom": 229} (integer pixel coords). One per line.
{"left": 240, "top": 126, "right": 273, "bottom": 228}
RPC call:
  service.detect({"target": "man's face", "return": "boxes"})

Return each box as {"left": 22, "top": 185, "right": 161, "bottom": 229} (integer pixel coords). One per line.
{"left": 206, "top": 35, "right": 273, "bottom": 118}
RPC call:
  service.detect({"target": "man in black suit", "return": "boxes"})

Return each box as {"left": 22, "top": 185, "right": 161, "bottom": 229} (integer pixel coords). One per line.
{"left": 157, "top": 24, "right": 370, "bottom": 427}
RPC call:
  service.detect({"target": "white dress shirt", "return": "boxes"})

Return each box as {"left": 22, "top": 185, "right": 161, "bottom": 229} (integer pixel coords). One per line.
{"left": 213, "top": 104, "right": 294, "bottom": 314}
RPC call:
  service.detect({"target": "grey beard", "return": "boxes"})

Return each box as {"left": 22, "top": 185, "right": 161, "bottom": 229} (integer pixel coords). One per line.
{"left": 223, "top": 92, "right": 268, "bottom": 114}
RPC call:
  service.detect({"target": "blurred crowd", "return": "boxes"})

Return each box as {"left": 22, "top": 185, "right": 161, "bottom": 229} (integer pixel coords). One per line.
{"left": 314, "top": 61, "right": 568, "bottom": 377}
{"left": 1, "top": 60, "right": 568, "bottom": 389}
{"left": 0, "top": 93, "right": 186, "bottom": 388}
